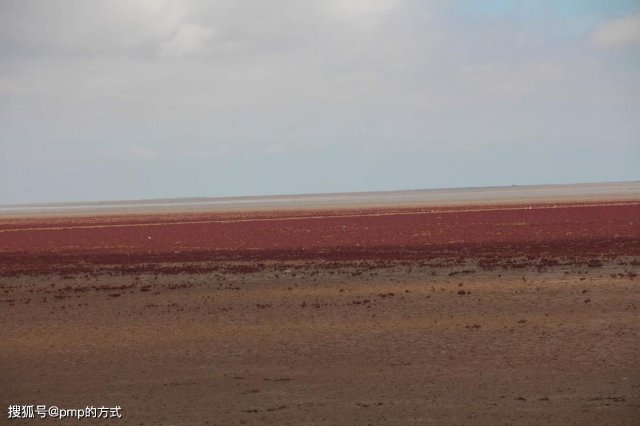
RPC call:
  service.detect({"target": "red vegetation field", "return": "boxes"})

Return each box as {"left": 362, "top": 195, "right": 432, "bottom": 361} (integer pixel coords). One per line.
{"left": 1, "top": 201, "right": 638, "bottom": 275}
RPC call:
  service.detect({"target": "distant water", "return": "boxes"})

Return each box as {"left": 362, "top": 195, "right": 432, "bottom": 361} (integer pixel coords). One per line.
{"left": 1, "top": 181, "right": 639, "bottom": 217}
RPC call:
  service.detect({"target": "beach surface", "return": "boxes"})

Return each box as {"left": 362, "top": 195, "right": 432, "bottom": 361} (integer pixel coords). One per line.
{"left": 1, "top": 183, "right": 639, "bottom": 425}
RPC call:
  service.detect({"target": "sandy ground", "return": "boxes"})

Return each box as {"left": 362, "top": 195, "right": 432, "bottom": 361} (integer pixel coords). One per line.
{"left": 1, "top": 198, "right": 639, "bottom": 424}
{"left": 1, "top": 262, "right": 639, "bottom": 425}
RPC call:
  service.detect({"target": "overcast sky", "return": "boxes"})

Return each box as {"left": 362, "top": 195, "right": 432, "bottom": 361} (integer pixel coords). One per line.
{"left": 1, "top": 0, "right": 639, "bottom": 204}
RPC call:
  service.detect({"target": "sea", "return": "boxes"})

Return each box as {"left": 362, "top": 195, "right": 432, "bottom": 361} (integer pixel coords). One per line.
{"left": 1, "top": 181, "right": 639, "bottom": 217}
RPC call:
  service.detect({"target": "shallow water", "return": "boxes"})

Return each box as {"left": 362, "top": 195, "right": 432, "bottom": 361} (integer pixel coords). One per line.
{"left": 1, "top": 181, "right": 639, "bottom": 217}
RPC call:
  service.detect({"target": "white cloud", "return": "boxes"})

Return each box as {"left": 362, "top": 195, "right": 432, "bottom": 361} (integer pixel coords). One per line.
{"left": 326, "top": 0, "right": 398, "bottom": 17}
{"left": 0, "top": 0, "right": 189, "bottom": 53}
{"left": 456, "top": 61, "right": 566, "bottom": 98}
{"left": 109, "top": 0, "right": 190, "bottom": 45}
{"left": 324, "top": 0, "right": 399, "bottom": 30}
{"left": 1, "top": 1, "right": 639, "bottom": 203}
{"left": 128, "top": 146, "right": 161, "bottom": 160}
{"left": 159, "top": 23, "right": 216, "bottom": 57}
{"left": 592, "top": 14, "right": 640, "bottom": 48}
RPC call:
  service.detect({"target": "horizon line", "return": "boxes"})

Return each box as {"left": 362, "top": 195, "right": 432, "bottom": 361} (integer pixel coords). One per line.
{"left": 2, "top": 180, "right": 639, "bottom": 210}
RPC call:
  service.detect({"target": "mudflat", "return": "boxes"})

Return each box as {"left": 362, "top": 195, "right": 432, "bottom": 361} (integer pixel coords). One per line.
{"left": 1, "top": 197, "right": 639, "bottom": 425}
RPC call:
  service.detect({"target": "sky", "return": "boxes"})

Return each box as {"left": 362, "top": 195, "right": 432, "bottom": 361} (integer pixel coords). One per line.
{"left": 1, "top": 0, "right": 639, "bottom": 204}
